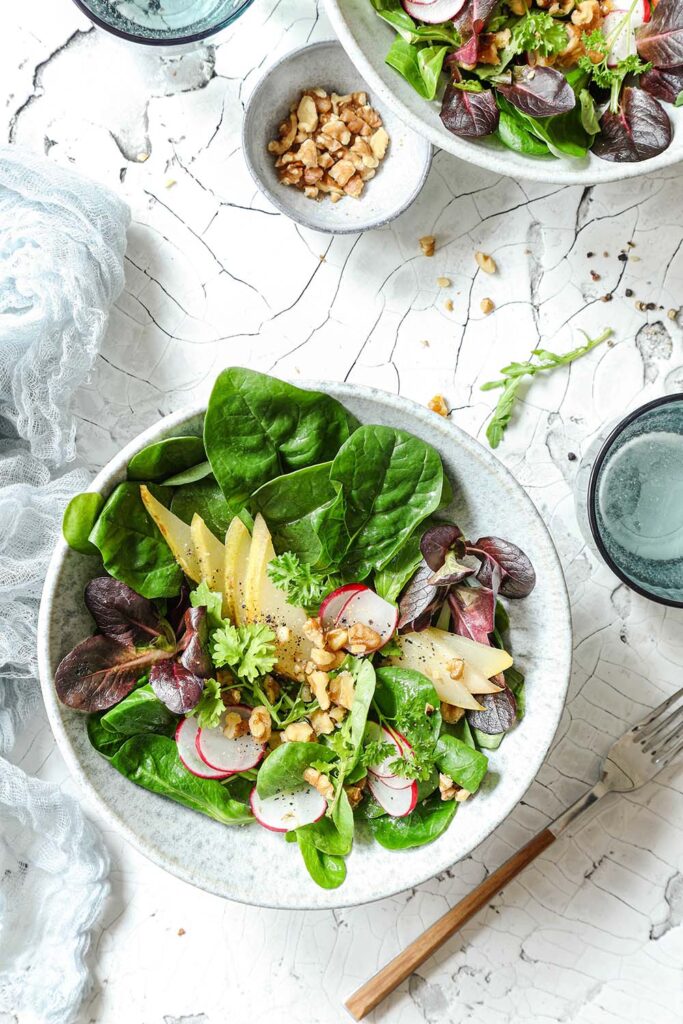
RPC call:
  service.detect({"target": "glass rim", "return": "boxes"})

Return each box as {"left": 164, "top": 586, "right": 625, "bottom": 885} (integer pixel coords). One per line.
{"left": 70, "top": 0, "right": 254, "bottom": 46}
{"left": 587, "top": 392, "right": 683, "bottom": 609}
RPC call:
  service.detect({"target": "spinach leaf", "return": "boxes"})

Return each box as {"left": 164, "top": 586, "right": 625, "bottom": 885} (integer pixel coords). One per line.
{"left": 296, "top": 829, "right": 347, "bottom": 889}
{"left": 100, "top": 683, "right": 177, "bottom": 737}
{"left": 128, "top": 436, "right": 205, "bottom": 482}
{"left": 89, "top": 482, "right": 183, "bottom": 598}
{"left": 256, "top": 741, "right": 336, "bottom": 799}
{"left": 163, "top": 461, "right": 212, "bottom": 487}
{"left": 87, "top": 714, "right": 126, "bottom": 758}
{"left": 347, "top": 659, "right": 377, "bottom": 754}
{"left": 374, "top": 527, "right": 424, "bottom": 603}
{"left": 497, "top": 93, "right": 589, "bottom": 159}
{"left": 472, "top": 729, "right": 503, "bottom": 751}
{"left": 62, "top": 492, "right": 105, "bottom": 555}
{"left": 368, "top": 792, "right": 457, "bottom": 849}
{"left": 204, "top": 368, "right": 357, "bottom": 509}
{"left": 110, "top": 734, "right": 252, "bottom": 824}
{"left": 374, "top": 666, "right": 441, "bottom": 750}
{"left": 386, "top": 38, "right": 449, "bottom": 101}
{"left": 320, "top": 426, "right": 444, "bottom": 577}
{"left": 250, "top": 463, "right": 337, "bottom": 565}
{"left": 170, "top": 476, "right": 231, "bottom": 540}
{"left": 297, "top": 790, "right": 354, "bottom": 857}
{"left": 435, "top": 734, "right": 488, "bottom": 792}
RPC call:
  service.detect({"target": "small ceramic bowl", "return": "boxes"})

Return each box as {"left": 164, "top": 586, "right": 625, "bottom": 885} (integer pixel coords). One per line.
{"left": 242, "top": 40, "right": 433, "bottom": 234}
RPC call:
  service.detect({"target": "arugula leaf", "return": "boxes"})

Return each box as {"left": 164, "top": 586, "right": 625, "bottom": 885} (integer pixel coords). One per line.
{"left": 267, "top": 551, "right": 339, "bottom": 614}
{"left": 186, "top": 677, "right": 224, "bottom": 729}
{"left": 212, "top": 623, "right": 277, "bottom": 682}
{"left": 481, "top": 328, "right": 614, "bottom": 448}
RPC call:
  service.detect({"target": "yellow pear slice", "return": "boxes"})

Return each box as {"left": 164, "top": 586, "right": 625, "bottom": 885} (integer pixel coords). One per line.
{"left": 427, "top": 627, "right": 512, "bottom": 678}
{"left": 392, "top": 633, "right": 485, "bottom": 711}
{"left": 246, "top": 513, "right": 311, "bottom": 679}
{"left": 224, "top": 516, "right": 251, "bottom": 625}
{"left": 140, "top": 485, "right": 201, "bottom": 582}
{"left": 190, "top": 514, "right": 225, "bottom": 594}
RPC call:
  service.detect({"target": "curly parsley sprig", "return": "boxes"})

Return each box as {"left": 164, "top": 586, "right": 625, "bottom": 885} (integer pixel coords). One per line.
{"left": 579, "top": 10, "right": 652, "bottom": 113}
{"left": 267, "top": 552, "right": 341, "bottom": 614}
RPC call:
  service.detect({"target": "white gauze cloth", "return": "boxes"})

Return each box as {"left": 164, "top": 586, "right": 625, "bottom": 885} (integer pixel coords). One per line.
{"left": 0, "top": 147, "right": 130, "bottom": 1024}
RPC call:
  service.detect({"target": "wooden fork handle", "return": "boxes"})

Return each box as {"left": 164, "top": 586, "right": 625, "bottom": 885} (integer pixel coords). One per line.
{"left": 345, "top": 827, "right": 556, "bottom": 1021}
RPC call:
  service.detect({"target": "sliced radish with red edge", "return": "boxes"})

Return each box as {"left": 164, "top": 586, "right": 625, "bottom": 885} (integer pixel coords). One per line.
{"left": 604, "top": 6, "right": 648, "bottom": 67}
{"left": 402, "top": 0, "right": 467, "bottom": 24}
{"left": 319, "top": 583, "right": 366, "bottom": 629}
{"left": 368, "top": 725, "right": 413, "bottom": 789}
{"left": 196, "top": 704, "right": 265, "bottom": 773}
{"left": 336, "top": 589, "right": 398, "bottom": 649}
{"left": 175, "top": 718, "right": 230, "bottom": 779}
{"left": 249, "top": 785, "right": 327, "bottom": 832}
{"left": 368, "top": 773, "right": 418, "bottom": 817}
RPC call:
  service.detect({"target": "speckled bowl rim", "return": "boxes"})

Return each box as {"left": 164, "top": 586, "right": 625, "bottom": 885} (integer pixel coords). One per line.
{"left": 38, "top": 382, "right": 572, "bottom": 909}
{"left": 241, "top": 40, "right": 433, "bottom": 235}
{"left": 324, "top": 0, "right": 683, "bottom": 187}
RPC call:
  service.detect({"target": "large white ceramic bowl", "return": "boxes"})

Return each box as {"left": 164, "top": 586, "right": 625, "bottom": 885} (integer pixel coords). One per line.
{"left": 38, "top": 382, "right": 572, "bottom": 910}
{"left": 324, "top": 0, "right": 683, "bottom": 186}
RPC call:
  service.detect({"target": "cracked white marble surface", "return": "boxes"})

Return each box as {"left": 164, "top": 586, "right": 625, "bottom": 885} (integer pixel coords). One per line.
{"left": 3, "top": 1, "right": 683, "bottom": 1022}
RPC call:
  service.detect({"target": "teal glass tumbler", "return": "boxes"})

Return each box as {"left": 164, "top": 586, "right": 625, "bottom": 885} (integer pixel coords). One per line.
{"left": 71, "top": 0, "right": 255, "bottom": 46}
{"left": 577, "top": 394, "right": 683, "bottom": 607}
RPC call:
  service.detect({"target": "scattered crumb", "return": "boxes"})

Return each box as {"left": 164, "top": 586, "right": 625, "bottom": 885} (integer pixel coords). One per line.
{"left": 480, "top": 297, "right": 495, "bottom": 315}
{"left": 668, "top": 308, "right": 679, "bottom": 322}
{"left": 475, "top": 251, "right": 496, "bottom": 274}
{"left": 636, "top": 300, "right": 657, "bottom": 312}
{"left": 603, "top": 251, "right": 609, "bottom": 257}
{"left": 428, "top": 394, "right": 449, "bottom": 417}
{"left": 165, "top": 178, "right": 176, "bottom": 189}
{"left": 618, "top": 252, "right": 628, "bottom": 262}
{"left": 625, "top": 288, "right": 634, "bottom": 297}
{"left": 627, "top": 240, "right": 636, "bottom": 248}
{"left": 177, "top": 928, "right": 186, "bottom": 936}
{"left": 136, "top": 153, "right": 150, "bottom": 163}
{"left": 437, "top": 276, "right": 451, "bottom": 288}
{"left": 568, "top": 452, "right": 577, "bottom": 462}
{"left": 319, "top": 254, "right": 326, "bottom": 262}
{"left": 420, "top": 338, "right": 430, "bottom": 347}
{"left": 586, "top": 251, "right": 595, "bottom": 258}
{"left": 419, "top": 235, "right": 436, "bottom": 257}
{"left": 630, "top": 255, "right": 641, "bottom": 262}
{"left": 590, "top": 270, "right": 601, "bottom": 282}
{"left": 601, "top": 293, "right": 613, "bottom": 302}
{"left": 444, "top": 299, "right": 454, "bottom": 312}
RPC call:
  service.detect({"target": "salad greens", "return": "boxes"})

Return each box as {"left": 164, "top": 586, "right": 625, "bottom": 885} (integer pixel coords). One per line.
{"left": 58, "top": 367, "right": 537, "bottom": 890}
{"left": 370, "top": 0, "right": 679, "bottom": 164}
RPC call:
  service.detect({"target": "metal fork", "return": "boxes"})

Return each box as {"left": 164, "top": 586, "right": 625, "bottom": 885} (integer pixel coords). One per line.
{"left": 346, "top": 687, "right": 683, "bottom": 1021}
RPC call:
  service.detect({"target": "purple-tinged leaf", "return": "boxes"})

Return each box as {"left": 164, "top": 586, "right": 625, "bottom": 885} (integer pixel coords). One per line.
{"left": 166, "top": 579, "right": 191, "bottom": 635}
{"left": 428, "top": 552, "right": 476, "bottom": 588}
{"left": 398, "top": 561, "right": 446, "bottom": 632}
{"left": 150, "top": 660, "right": 205, "bottom": 714}
{"left": 593, "top": 87, "right": 672, "bottom": 162}
{"left": 84, "top": 577, "right": 174, "bottom": 649}
{"left": 420, "top": 524, "right": 467, "bottom": 572}
{"left": 469, "top": 535, "right": 536, "bottom": 598}
{"left": 454, "top": 0, "right": 497, "bottom": 34}
{"left": 440, "top": 80, "right": 499, "bottom": 138}
{"left": 637, "top": 0, "right": 683, "bottom": 69}
{"left": 448, "top": 585, "right": 495, "bottom": 644}
{"left": 55, "top": 635, "right": 172, "bottom": 712}
{"left": 467, "top": 685, "right": 517, "bottom": 734}
{"left": 640, "top": 64, "right": 683, "bottom": 104}
{"left": 448, "top": 34, "right": 480, "bottom": 67}
{"left": 177, "top": 606, "right": 212, "bottom": 678}
{"left": 498, "top": 65, "right": 576, "bottom": 118}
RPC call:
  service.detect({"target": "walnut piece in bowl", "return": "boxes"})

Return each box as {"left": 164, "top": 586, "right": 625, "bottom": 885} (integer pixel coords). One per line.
{"left": 242, "top": 40, "right": 432, "bottom": 235}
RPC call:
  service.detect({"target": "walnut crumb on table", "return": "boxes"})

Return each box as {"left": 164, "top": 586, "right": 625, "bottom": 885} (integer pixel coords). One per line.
{"left": 481, "top": 297, "right": 495, "bottom": 315}
{"left": 475, "top": 251, "right": 496, "bottom": 274}
{"left": 268, "top": 89, "right": 389, "bottom": 202}
{"left": 428, "top": 394, "right": 449, "bottom": 417}
{"left": 419, "top": 235, "right": 436, "bottom": 257}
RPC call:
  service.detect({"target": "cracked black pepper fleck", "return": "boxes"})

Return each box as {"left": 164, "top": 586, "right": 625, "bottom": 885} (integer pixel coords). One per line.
{"left": 625, "top": 288, "right": 634, "bottom": 297}
{"left": 618, "top": 253, "right": 628, "bottom": 262}
{"left": 568, "top": 452, "right": 577, "bottom": 462}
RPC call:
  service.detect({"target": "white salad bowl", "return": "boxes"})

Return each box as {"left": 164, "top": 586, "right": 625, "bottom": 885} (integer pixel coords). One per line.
{"left": 324, "top": 0, "right": 683, "bottom": 186}
{"left": 38, "top": 382, "right": 571, "bottom": 910}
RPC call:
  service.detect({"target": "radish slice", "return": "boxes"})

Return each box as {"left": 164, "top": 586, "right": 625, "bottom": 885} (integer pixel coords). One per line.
{"left": 319, "top": 583, "right": 367, "bottom": 629}
{"left": 175, "top": 718, "right": 230, "bottom": 779}
{"left": 336, "top": 589, "right": 398, "bottom": 649}
{"left": 196, "top": 705, "right": 265, "bottom": 773}
{"left": 368, "top": 773, "right": 418, "bottom": 817}
{"left": 604, "top": 7, "right": 648, "bottom": 67}
{"left": 249, "top": 785, "right": 327, "bottom": 832}
{"left": 367, "top": 725, "right": 413, "bottom": 789}
{"left": 402, "top": 0, "right": 467, "bottom": 24}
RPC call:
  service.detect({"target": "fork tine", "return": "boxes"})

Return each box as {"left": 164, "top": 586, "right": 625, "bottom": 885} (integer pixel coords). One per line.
{"left": 635, "top": 686, "right": 683, "bottom": 737}
{"left": 654, "top": 736, "right": 683, "bottom": 767}
{"left": 642, "top": 705, "right": 683, "bottom": 752}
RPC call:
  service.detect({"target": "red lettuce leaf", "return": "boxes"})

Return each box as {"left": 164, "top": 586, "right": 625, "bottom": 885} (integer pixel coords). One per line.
{"left": 467, "top": 686, "right": 517, "bottom": 734}
{"left": 84, "top": 577, "right": 174, "bottom": 648}
{"left": 637, "top": 0, "right": 683, "bottom": 69}
{"left": 448, "top": 585, "right": 495, "bottom": 644}
{"left": 640, "top": 64, "right": 683, "bottom": 103}
{"left": 455, "top": 0, "right": 498, "bottom": 34}
{"left": 593, "top": 87, "right": 672, "bottom": 162}
{"left": 440, "top": 81, "right": 499, "bottom": 138}
{"left": 149, "top": 660, "right": 205, "bottom": 714}
{"left": 55, "top": 635, "right": 172, "bottom": 712}
{"left": 420, "top": 524, "right": 467, "bottom": 572}
{"left": 469, "top": 536, "right": 536, "bottom": 598}
{"left": 177, "top": 606, "right": 212, "bottom": 677}
{"left": 398, "top": 561, "right": 445, "bottom": 632}
{"left": 498, "top": 65, "right": 576, "bottom": 118}
{"left": 166, "top": 579, "right": 191, "bottom": 635}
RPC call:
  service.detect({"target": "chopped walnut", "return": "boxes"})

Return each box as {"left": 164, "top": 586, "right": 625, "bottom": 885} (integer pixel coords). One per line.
{"left": 447, "top": 658, "right": 466, "bottom": 680}
{"left": 303, "top": 767, "right": 334, "bottom": 801}
{"left": 571, "top": 0, "right": 601, "bottom": 28}
{"left": 310, "top": 709, "right": 335, "bottom": 736}
{"left": 481, "top": 297, "right": 495, "bottom": 315}
{"left": 439, "top": 773, "right": 458, "bottom": 801}
{"left": 437, "top": 276, "right": 451, "bottom": 288}
{"left": 297, "top": 94, "right": 319, "bottom": 134}
{"left": 346, "top": 622, "right": 382, "bottom": 655}
{"left": 309, "top": 669, "right": 331, "bottom": 711}
{"left": 303, "top": 617, "right": 325, "bottom": 648}
{"left": 455, "top": 788, "right": 472, "bottom": 803}
{"left": 419, "top": 235, "right": 436, "bottom": 257}
{"left": 370, "top": 127, "right": 389, "bottom": 161}
{"left": 249, "top": 706, "right": 272, "bottom": 743}
{"left": 556, "top": 23, "right": 586, "bottom": 66}
{"left": 507, "top": 0, "right": 531, "bottom": 12}
{"left": 263, "top": 676, "right": 281, "bottom": 703}
{"left": 283, "top": 721, "right": 315, "bottom": 743}
{"left": 328, "top": 159, "right": 356, "bottom": 187}
{"left": 428, "top": 394, "right": 449, "bottom": 417}
{"left": 222, "top": 687, "right": 242, "bottom": 706}
{"left": 441, "top": 701, "right": 465, "bottom": 724}
{"left": 268, "top": 112, "right": 298, "bottom": 156}
{"left": 479, "top": 29, "right": 512, "bottom": 65}
{"left": 345, "top": 775, "right": 367, "bottom": 808}
{"left": 328, "top": 670, "right": 356, "bottom": 710}
{"left": 311, "top": 647, "right": 339, "bottom": 669}
{"left": 445, "top": 299, "right": 454, "bottom": 312}
{"left": 223, "top": 712, "right": 249, "bottom": 740}
{"left": 329, "top": 705, "right": 347, "bottom": 724}
{"left": 300, "top": 682, "right": 313, "bottom": 703}
{"left": 325, "top": 628, "right": 349, "bottom": 652}
{"left": 475, "top": 251, "right": 496, "bottom": 274}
